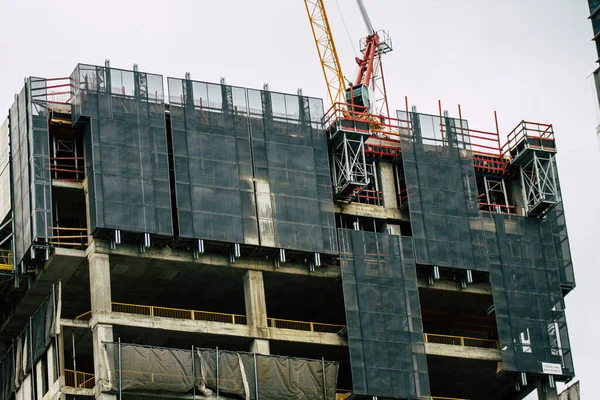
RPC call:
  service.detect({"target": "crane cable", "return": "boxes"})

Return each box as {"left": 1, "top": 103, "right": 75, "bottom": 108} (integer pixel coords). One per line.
{"left": 333, "top": 0, "right": 360, "bottom": 86}
{"left": 333, "top": 0, "right": 359, "bottom": 58}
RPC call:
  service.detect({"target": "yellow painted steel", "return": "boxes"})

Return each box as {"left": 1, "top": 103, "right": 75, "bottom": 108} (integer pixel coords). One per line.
{"left": 424, "top": 333, "right": 498, "bottom": 350}
{"left": 0, "top": 250, "right": 12, "bottom": 271}
{"left": 303, "top": 0, "right": 347, "bottom": 106}
{"left": 64, "top": 369, "right": 95, "bottom": 389}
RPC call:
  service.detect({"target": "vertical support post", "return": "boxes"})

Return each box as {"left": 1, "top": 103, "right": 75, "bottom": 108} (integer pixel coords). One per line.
{"left": 118, "top": 338, "right": 122, "bottom": 400}
{"left": 191, "top": 345, "right": 195, "bottom": 400}
{"left": 29, "top": 316, "right": 36, "bottom": 400}
{"left": 253, "top": 352, "right": 259, "bottom": 400}
{"left": 51, "top": 284, "right": 59, "bottom": 380}
{"left": 216, "top": 346, "right": 220, "bottom": 398}
{"left": 321, "top": 357, "right": 327, "bottom": 400}
{"left": 72, "top": 331, "right": 77, "bottom": 385}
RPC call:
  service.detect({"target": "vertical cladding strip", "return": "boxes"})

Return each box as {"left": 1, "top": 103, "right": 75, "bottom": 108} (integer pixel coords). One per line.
{"left": 256, "top": 90, "right": 337, "bottom": 254}
{"left": 73, "top": 64, "right": 172, "bottom": 238}
{"left": 8, "top": 79, "right": 52, "bottom": 266}
{"left": 339, "top": 229, "right": 430, "bottom": 398}
{"left": 168, "top": 78, "right": 259, "bottom": 245}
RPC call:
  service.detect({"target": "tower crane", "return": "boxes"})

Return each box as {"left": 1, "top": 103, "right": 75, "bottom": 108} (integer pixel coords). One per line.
{"left": 303, "top": 0, "right": 392, "bottom": 118}
{"left": 303, "top": 0, "right": 395, "bottom": 202}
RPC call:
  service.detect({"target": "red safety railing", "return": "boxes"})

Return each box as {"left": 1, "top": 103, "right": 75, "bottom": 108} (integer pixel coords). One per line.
{"left": 50, "top": 156, "right": 85, "bottom": 182}
{"left": 323, "top": 102, "right": 411, "bottom": 148}
{"left": 501, "top": 120, "right": 555, "bottom": 159}
{"left": 46, "top": 77, "right": 72, "bottom": 104}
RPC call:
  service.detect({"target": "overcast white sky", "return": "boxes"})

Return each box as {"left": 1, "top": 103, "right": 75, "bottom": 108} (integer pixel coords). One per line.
{"left": 0, "top": 0, "right": 597, "bottom": 398}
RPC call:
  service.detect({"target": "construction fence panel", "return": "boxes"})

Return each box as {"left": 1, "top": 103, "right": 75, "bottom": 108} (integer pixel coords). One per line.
{"left": 338, "top": 229, "right": 430, "bottom": 399}
{"left": 103, "top": 342, "right": 339, "bottom": 400}
{"left": 70, "top": 64, "right": 173, "bottom": 239}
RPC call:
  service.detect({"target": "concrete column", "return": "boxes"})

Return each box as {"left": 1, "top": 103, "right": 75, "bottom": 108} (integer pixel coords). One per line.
{"left": 250, "top": 339, "right": 270, "bottom": 355}
{"left": 88, "top": 252, "right": 111, "bottom": 315}
{"left": 35, "top": 359, "right": 44, "bottom": 399}
{"left": 536, "top": 380, "right": 559, "bottom": 400}
{"left": 243, "top": 270, "right": 268, "bottom": 327}
{"left": 46, "top": 342, "right": 57, "bottom": 387}
{"left": 92, "top": 324, "right": 114, "bottom": 386}
{"left": 379, "top": 162, "right": 398, "bottom": 209}
{"left": 22, "top": 375, "right": 31, "bottom": 400}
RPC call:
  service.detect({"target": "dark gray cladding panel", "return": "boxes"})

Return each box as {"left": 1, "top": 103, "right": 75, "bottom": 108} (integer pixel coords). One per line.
{"left": 250, "top": 89, "right": 338, "bottom": 254}
{"left": 489, "top": 214, "right": 574, "bottom": 377}
{"left": 399, "top": 111, "right": 488, "bottom": 271}
{"left": 9, "top": 78, "right": 52, "bottom": 265}
{"left": 339, "top": 229, "right": 430, "bottom": 399}
{"left": 71, "top": 64, "right": 172, "bottom": 238}
{"left": 166, "top": 78, "right": 337, "bottom": 254}
{"left": 168, "top": 78, "right": 259, "bottom": 245}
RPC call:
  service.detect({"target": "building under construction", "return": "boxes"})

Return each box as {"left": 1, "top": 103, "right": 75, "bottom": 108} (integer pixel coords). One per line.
{"left": 0, "top": 3, "right": 577, "bottom": 400}
{"left": 0, "top": 59, "right": 576, "bottom": 400}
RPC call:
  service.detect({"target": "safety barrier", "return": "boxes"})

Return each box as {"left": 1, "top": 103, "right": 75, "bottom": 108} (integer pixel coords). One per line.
{"left": 267, "top": 317, "right": 345, "bottom": 334}
{"left": 424, "top": 333, "right": 498, "bottom": 350}
{"left": 75, "top": 302, "right": 343, "bottom": 334}
{"left": 64, "top": 369, "right": 95, "bottom": 389}
{"left": 0, "top": 250, "right": 12, "bottom": 271}
{"left": 51, "top": 227, "right": 88, "bottom": 249}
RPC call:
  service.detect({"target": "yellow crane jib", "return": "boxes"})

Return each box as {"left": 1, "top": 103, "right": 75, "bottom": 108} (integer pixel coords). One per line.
{"left": 303, "top": 0, "right": 346, "bottom": 107}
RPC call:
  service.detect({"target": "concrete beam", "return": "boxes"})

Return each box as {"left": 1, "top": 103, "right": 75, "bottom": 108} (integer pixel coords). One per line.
{"left": 334, "top": 202, "right": 403, "bottom": 220}
{"left": 60, "top": 387, "right": 95, "bottom": 397}
{"left": 95, "top": 312, "right": 347, "bottom": 347}
{"left": 60, "top": 318, "right": 89, "bottom": 329}
{"left": 88, "top": 240, "right": 338, "bottom": 279}
{"left": 425, "top": 342, "right": 502, "bottom": 361}
{"left": 250, "top": 339, "right": 270, "bottom": 355}
{"left": 418, "top": 277, "right": 493, "bottom": 296}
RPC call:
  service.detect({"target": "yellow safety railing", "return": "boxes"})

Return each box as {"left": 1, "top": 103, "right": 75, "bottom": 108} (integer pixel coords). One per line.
{"left": 74, "top": 302, "right": 345, "bottom": 334}
{"left": 268, "top": 317, "right": 345, "bottom": 334}
{"left": 424, "top": 333, "right": 498, "bottom": 350}
{"left": 64, "top": 369, "right": 95, "bottom": 389}
{"left": 0, "top": 250, "right": 12, "bottom": 271}
{"left": 51, "top": 227, "right": 88, "bottom": 249}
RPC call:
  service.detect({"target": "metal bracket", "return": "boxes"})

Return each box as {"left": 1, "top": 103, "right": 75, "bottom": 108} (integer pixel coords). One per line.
{"left": 193, "top": 239, "right": 205, "bottom": 259}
